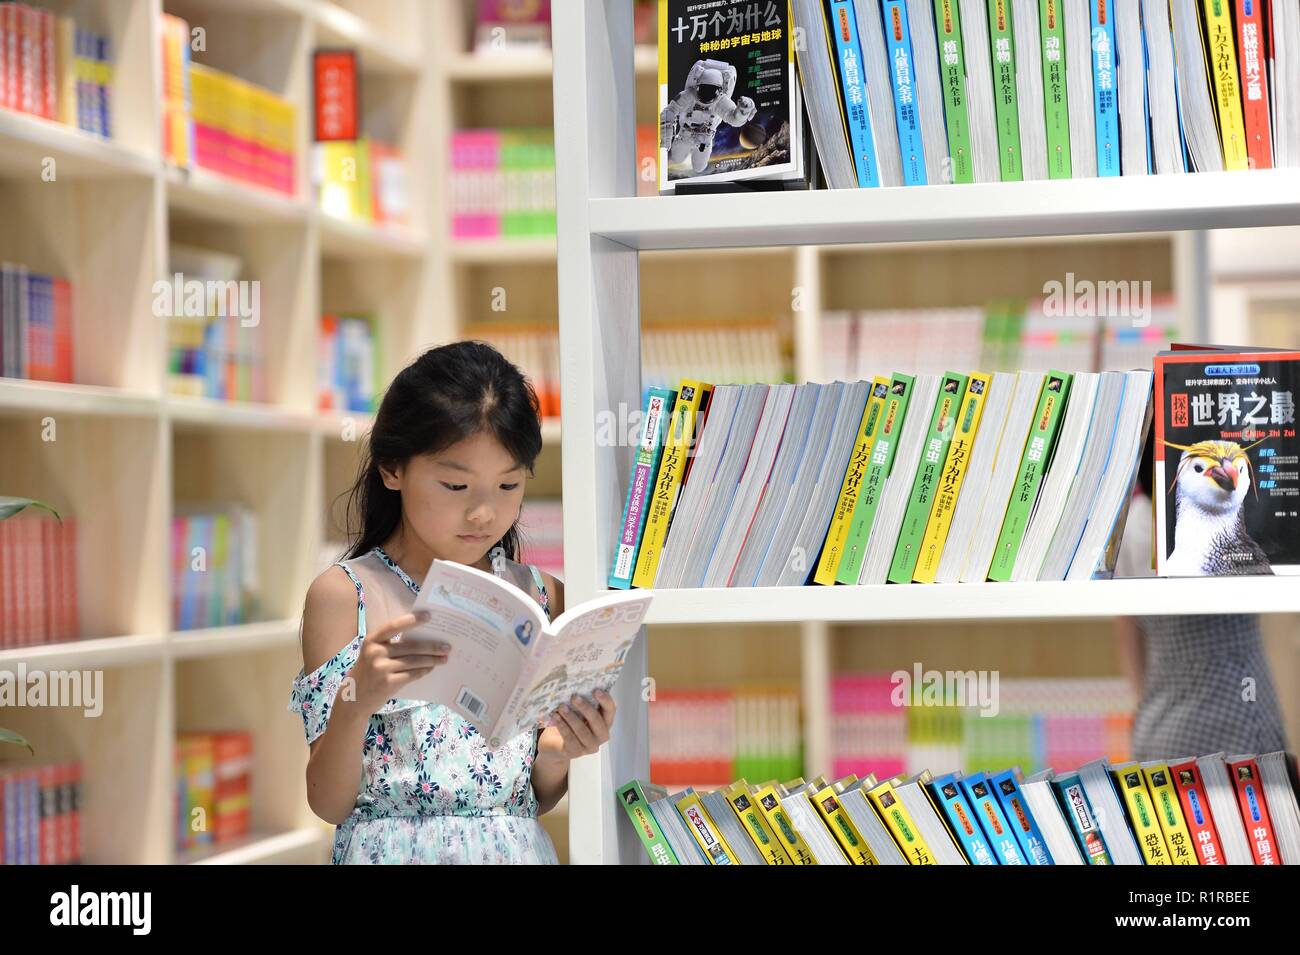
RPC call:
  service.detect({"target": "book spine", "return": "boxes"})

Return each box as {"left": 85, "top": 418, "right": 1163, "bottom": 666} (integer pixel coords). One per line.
{"left": 933, "top": 779, "right": 999, "bottom": 863}
{"left": 1200, "top": 0, "right": 1248, "bottom": 169}
{"left": 616, "top": 781, "right": 679, "bottom": 865}
{"left": 829, "top": 0, "right": 882, "bottom": 187}
{"left": 1229, "top": 758, "right": 1278, "bottom": 864}
{"left": 609, "top": 387, "right": 675, "bottom": 589}
{"left": 812, "top": 785, "right": 878, "bottom": 863}
{"left": 882, "top": 0, "right": 929, "bottom": 184}
{"left": 816, "top": 377, "right": 890, "bottom": 584}
{"left": 987, "top": 0, "right": 1023, "bottom": 179}
{"left": 838, "top": 373, "right": 915, "bottom": 583}
{"left": 869, "top": 780, "right": 940, "bottom": 864}
{"left": 1142, "top": 764, "right": 1199, "bottom": 864}
{"left": 676, "top": 792, "right": 739, "bottom": 865}
{"left": 1115, "top": 766, "right": 1172, "bottom": 863}
{"left": 934, "top": 0, "right": 976, "bottom": 182}
{"left": 1054, "top": 774, "right": 1112, "bottom": 863}
{"left": 1090, "top": 0, "right": 1120, "bottom": 175}
{"left": 1169, "top": 759, "right": 1223, "bottom": 864}
{"left": 963, "top": 775, "right": 1028, "bottom": 863}
{"left": 889, "top": 372, "right": 969, "bottom": 583}
{"left": 988, "top": 370, "right": 1073, "bottom": 580}
{"left": 1233, "top": 0, "right": 1272, "bottom": 169}
{"left": 752, "top": 784, "right": 819, "bottom": 864}
{"left": 914, "top": 372, "right": 991, "bottom": 582}
{"left": 725, "top": 784, "right": 792, "bottom": 864}
{"left": 1039, "top": 0, "right": 1072, "bottom": 176}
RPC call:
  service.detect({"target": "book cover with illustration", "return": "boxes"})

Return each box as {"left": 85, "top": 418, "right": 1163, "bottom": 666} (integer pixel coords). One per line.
{"left": 1154, "top": 346, "right": 1300, "bottom": 576}
{"left": 658, "top": 0, "right": 803, "bottom": 192}
{"left": 405, "top": 560, "right": 651, "bottom": 746}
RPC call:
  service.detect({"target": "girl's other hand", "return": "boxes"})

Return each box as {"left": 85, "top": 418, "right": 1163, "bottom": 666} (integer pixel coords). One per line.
{"left": 348, "top": 612, "right": 449, "bottom": 714}
{"left": 544, "top": 689, "right": 616, "bottom": 759}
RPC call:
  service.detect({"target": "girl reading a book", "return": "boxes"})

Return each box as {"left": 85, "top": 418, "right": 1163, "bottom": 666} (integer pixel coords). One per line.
{"left": 290, "top": 341, "right": 615, "bottom": 864}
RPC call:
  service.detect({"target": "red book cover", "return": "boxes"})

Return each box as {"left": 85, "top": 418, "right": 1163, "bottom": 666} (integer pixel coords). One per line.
{"left": 313, "top": 50, "right": 357, "bottom": 142}
{"left": 1228, "top": 756, "right": 1278, "bottom": 864}
{"left": 0, "top": 4, "right": 7, "bottom": 111}
{"left": 61, "top": 515, "right": 78, "bottom": 640}
{"left": 39, "top": 8, "right": 54, "bottom": 120}
{"left": 14, "top": 515, "right": 30, "bottom": 647}
{"left": 1170, "top": 758, "right": 1225, "bottom": 865}
{"left": 1234, "top": 0, "right": 1273, "bottom": 169}
{"left": 0, "top": 517, "right": 9, "bottom": 650}
{"left": 30, "top": 514, "right": 46, "bottom": 646}
{"left": 3, "top": 5, "right": 18, "bottom": 112}
{"left": 44, "top": 514, "right": 60, "bottom": 642}
{"left": 18, "top": 4, "right": 36, "bottom": 115}
{"left": 52, "top": 276, "right": 72, "bottom": 382}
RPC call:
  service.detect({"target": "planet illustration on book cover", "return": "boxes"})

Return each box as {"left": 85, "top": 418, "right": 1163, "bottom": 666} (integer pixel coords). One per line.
{"left": 738, "top": 121, "right": 768, "bottom": 149}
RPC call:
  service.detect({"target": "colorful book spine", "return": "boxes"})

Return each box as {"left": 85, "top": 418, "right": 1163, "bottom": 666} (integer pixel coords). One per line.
{"left": 752, "top": 783, "right": 819, "bottom": 863}
{"left": 990, "top": 768, "right": 1054, "bottom": 863}
{"left": 1201, "top": 0, "right": 1249, "bottom": 169}
{"left": 889, "top": 371, "right": 969, "bottom": 583}
{"left": 1113, "top": 763, "right": 1172, "bottom": 864}
{"left": 987, "top": 0, "right": 1023, "bottom": 179}
{"left": 0, "top": 762, "right": 82, "bottom": 865}
{"left": 1038, "top": 0, "right": 1072, "bottom": 177}
{"left": 816, "top": 377, "right": 891, "bottom": 584}
{"left": 933, "top": 0, "right": 975, "bottom": 183}
{"left": 609, "top": 386, "right": 676, "bottom": 589}
{"left": 1169, "top": 758, "right": 1224, "bottom": 864}
{"left": 828, "top": 0, "right": 882, "bottom": 187}
{"left": 1142, "top": 763, "right": 1199, "bottom": 864}
{"left": 1053, "top": 772, "right": 1112, "bottom": 864}
{"left": 869, "top": 778, "right": 939, "bottom": 864}
{"left": 987, "top": 370, "right": 1071, "bottom": 580}
{"left": 617, "top": 780, "right": 680, "bottom": 865}
{"left": 929, "top": 773, "right": 999, "bottom": 864}
{"left": 961, "top": 772, "right": 1027, "bottom": 863}
{"left": 812, "top": 784, "right": 879, "bottom": 863}
{"left": 725, "top": 783, "right": 792, "bottom": 864}
{"left": 1233, "top": 0, "right": 1272, "bottom": 168}
{"left": 1090, "top": 0, "right": 1120, "bottom": 175}
{"left": 837, "top": 373, "right": 915, "bottom": 584}
{"left": 882, "top": 0, "right": 928, "bottom": 184}
{"left": 914, "top": 372, "right": 991, "bottom": 582}
{"left": 1227, "top": 756, "right": 1278, "bottom": 864}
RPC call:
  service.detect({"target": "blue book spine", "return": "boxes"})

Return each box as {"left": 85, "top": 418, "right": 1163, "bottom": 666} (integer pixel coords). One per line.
{"left": 179, "top": 515, "right": 198, "bottom": 630}
{"left": 97, "top": 35, "right": 111, "bottom": 138}
{"left": 608, "top": 386, "right": 676, "bottom": 589}
{"left": 1090, "top": 0, "right": 1120, "bottom": 175}
{"left": 990, "top": 768, "right": 1055, "bottom": 864}
{"left": 1052, "top": 772, "right": 1113, "bottom": 863}
{"left": 960, "top": 771, "right": 1028, "bottom": 864}
{"left": 929, "top": 773, "right": 999, "bottom": 864}
{"left": 829, "top": 0, "right": 881, "bottom": 187}
{"left": 882, "top": 0, "right": 928, "bottom": 184}
{"left": 1140, "top": 11, "right": 1153, "bottom": 174}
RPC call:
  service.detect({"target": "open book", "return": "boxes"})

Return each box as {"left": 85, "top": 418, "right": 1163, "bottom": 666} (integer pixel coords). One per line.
{"left": 403, "top": 560, "right": 652, "bottom": 747}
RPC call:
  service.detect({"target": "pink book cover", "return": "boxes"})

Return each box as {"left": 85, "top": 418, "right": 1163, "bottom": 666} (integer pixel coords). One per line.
{"left": 45, "top": 514, "right": 62, "bottom": 642}
{"left": 13, "top": 515, "right": 29, "bottom": 647}
{"left": 3, "top": 5, "right": 18, "bottom": 112}
{"left": 0, "top": 518, "right": 9, "bottom": 649}
{"left": 26, "top": 515, "right": 43, "bottom": 645}
{"left": 39, "top": 9, "right": 55, "bottom": 120}
{"left": 61, "top": 516, "right": 78, "bottom": 640}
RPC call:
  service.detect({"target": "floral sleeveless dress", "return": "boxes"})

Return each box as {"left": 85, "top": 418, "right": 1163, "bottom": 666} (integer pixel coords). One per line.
{"left": 288, "top": 545, "right": 560, "bottom": 864}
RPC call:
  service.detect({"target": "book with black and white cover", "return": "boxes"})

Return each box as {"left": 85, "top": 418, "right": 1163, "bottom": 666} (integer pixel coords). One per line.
{"left": 1194, "top": 752, "right": 1256, "bottom": 864}
{"left": 1169, "top": 0, "right": 1224, "bottom": 171}
{"left": 1063, "top": 0, "right": 1097, "bottom": 176}
{"left": 774, "top": 379, "right": 871, "bottom": 585}
{"left": 1011, "top": 371, "right": 1101, "bottom": 580}
{"left": 857, "top": 374, "right": 942, "bottom": 584}
{"left": 854, "top": 0, "right": 904, "bottom": 185}
{"left": 1066, "top": 369, "right": 1153, "bottom": 579}
{"left": 958, "top": 0, "right": 1003, "bottom": 181}
{"left": 702, "top": 383, "right": 797, "bottom": 586}
{"left": 959, "top": 371, "right": 1045, "bottom": 581}
{"left": 1011, "top": 0, "right": 1049, "bottom": 180}
{"left": 730, "top": 383, "right": 825, "bottom": 586}
{"left": 404, "top": 559, "right": 650, "bottom": 748}
{"left": 935, "top": 371, "right": 1017, "bottom": 583}
{"left": 1115, "top": 0, "right": 1150, "bottom": 174}
{"left": 1021, "top": 769, "right": 1086, "bottom": 864}
{"left": 1141, "top": 0, "right": 1188, "bottom": 173}
{"left": 1077, "top": 758, "right": 1143, "bottom": 864}
{"left": 1036, "top": 370, "right": 1127, "bottom": 580}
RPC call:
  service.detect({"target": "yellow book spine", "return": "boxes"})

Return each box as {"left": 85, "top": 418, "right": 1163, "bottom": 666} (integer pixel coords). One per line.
{"left": 675, "top": 793, "right": 740, "bottom": 865}
{"left": 812, "top": 785, "right": 878, "bottom": 864}
{"left": 725, "top": 784, "right": 792, "bottom": 864}
{"left": 631, "top": 380, "right": 712, "bottom": 588}
{"left": 752, "top": 784, "right": 819, "bottom": 864}
{"left": 1142, "top": 764, "right": 1199, "bottom": 865}
{"left": 914, "top": 372, "right": 991, "bottom": 582}
{"left": 868, "top": 779, "right": 939, "bottom": 865}
{"left": 1200, "top": 0, "right": 1249, "bottom": 169}
{"left": 1114, "top": 764, "right": 1171, "bottom": 865}
{"left": 814, "top": 376, "right": 891, "bottom": 585}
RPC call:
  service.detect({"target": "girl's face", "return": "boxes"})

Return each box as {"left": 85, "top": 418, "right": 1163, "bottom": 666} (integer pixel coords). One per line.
{"left": 381, "top": 430, "right": 528, "bottom": 565}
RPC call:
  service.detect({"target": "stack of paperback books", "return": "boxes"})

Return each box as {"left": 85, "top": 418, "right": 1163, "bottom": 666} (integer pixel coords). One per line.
{"left": 0, "top": 761, "right": 83, "bottom": 865}
{"left": 619, "top": 750, "right": 1300, "bottom": 863}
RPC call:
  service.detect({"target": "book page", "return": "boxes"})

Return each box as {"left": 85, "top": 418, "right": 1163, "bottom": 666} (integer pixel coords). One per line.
{"left": 400, "top": 560, "right": 547, "bottom": 739}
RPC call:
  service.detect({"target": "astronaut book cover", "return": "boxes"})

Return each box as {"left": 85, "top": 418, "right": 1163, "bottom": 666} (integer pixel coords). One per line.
{"left": 1154, "top": 346, "right": 1300, "bottom": 576}
{"left": 657, "top": 0, "right": 804, "bottom": 191}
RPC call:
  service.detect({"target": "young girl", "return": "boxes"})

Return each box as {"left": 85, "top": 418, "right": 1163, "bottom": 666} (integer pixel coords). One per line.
{"left": 289, "top": 341, "right": 616, "bottom": 864}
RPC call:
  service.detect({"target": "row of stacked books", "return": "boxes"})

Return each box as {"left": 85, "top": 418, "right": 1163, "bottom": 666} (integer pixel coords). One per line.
{"left": 0, "top": 4, "right": 111, "bottom": 137}
{"left": 1, "top": 262, "right": 73, "bottom": 382}
{"left": 175, "top": 731, "right": 252, "bottom": 853}
{"left": 318, "top": 313, "right": 379, "bottom": 414}
{"left": 520, "top": 498, "right": 564, "bottom": 578}
{"left": 833, "top": 675, "right": 1134, "bottom": 778}
{"left": 160, "top": 14, "right": 296, "bottom": 195}
{"left": 619, "top": 750, "right": 1300, "bottom": 863}
{"left": 171, "top": 505, "right": 258, "bottom": 632}
{"left": 165, "top": 244, "right": 267, "bottom": 403}
{"left": 312, "top": 50, "right": 410, "bottom": 227}
{"left": 0, "top": 761, "right": 82, "bottom": 865}
{"left": 0, "top": 511, "right": 79, "bottom": 649}
{"left": 650, "top": 686, "right": 803, "bottom": 785}
{"left": 656, "top": 0, "right": 1300, "bottom": 192}
{"left": 610, "top": 367, "right": 1151, "bottom": 589}
{"left": 449, "top": 128, "right": 557, "bottom": 240}
{"left": 822, "top": 298, "right": 1180, "bottom": 380}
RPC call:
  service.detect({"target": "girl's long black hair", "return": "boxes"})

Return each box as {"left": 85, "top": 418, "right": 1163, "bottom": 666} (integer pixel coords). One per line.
{"left": 339, "top": 340, "right": 543, "bottom": 563}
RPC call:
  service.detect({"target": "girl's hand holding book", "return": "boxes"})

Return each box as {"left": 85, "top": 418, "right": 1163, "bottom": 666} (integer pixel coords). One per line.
{"left": 350, "top": 611, "right": 449, "bottom": 713}
{"left": 542, "top": 690, "right": 617, "bottom": 760}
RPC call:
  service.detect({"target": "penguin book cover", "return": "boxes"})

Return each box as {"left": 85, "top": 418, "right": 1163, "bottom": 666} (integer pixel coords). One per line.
{"left": 1155, "top": 345, "right": 1300, "bottom": 576}
{"left": 657, "top": 0, "right": 804, "bottom": 191}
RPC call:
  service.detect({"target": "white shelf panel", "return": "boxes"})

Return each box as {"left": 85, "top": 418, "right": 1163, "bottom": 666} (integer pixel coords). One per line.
{"left": 183, "top": 826, "right": 330, "bottom": 865}
{"left": 318, "top": 213, "right": 427, "bottom": 259}
{"left": 449, "top": 237, "right": 557, "bottom": 264}
{"left": 0, "top": 379, "right": 161, "bottom": 418}
{"left": 641, "top": 577, "right": 1300, "bottom": 625}
{"left": 445, "top": 45, "right": 655, "bottom": 82}
{"left": 170, "top": 619, "right": 301, "bottom": 659}
{"left": 166, "top": 166, "right": 310, "bottom": 224}
{"left": 0, "top": 633, "right": 167, "bottom": 670}
{"left": 0, "top": 109, "right": 156, "bottom": 179}
{"left": 317, "top": 408, "right": 375, "bottom": 438}
{"left": 310, "top": 1, "right": 421, "bottom": 75}
{"left": 588, "top": 169, "right": 1300, "bottom": 251}
{"left": 165, "top": 395, "right": 319, "bottom": 432}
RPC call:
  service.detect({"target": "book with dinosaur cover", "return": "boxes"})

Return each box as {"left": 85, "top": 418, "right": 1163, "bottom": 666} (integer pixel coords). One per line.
{"left": 1154, "top": 345, "right": 1300, "bottom": 576}
{"left": 404, "top": 560, "right": 651, "bottom": 746}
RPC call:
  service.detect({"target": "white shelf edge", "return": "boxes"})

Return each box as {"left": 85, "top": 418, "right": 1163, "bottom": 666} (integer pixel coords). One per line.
{"left": 183, "top": 826, "right": 330, "bottom": 865}
{"left": 165, "top": 395, "right": 320, "bottom": 432}
{"left": 641, "top": 577, "right": 1300, "bottom": 625}
{"left": 169, "top": 619, "right": 301, "bottom": 659}
{"left": 309, "top": 1, "right": 422, "bottom": 74}
{"left": 317, "top": 213, "right": 428, "bottom": 259}
{"left": 0, "top": 108, "right": 157, "bottom": 178}
{"left": 165, "top": 165, "right": 310, "bottom": 224}
{"left": 445, "top": 45, "right": 655, "bottom": 82}
{"left": 0, "top": 633, "right": 167, "bottom": 670}
{"left": 449, "top": 237, "right": 557, "bottom": 264}
{"left": 0, "top": 379, "right": 162, "bottom": 418}
{"left": 588, "top": 169, "right": 1300, "bottom": 251}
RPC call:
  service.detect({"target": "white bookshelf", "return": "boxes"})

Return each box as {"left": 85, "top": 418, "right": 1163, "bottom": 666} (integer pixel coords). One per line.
{"left": 551, "top": 0, "right": 1300, "bottom": 864}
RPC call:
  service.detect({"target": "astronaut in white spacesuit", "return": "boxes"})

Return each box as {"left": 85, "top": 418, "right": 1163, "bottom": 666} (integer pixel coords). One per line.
{"left": 660, "top": 58, "right": 758, "bottom": 173}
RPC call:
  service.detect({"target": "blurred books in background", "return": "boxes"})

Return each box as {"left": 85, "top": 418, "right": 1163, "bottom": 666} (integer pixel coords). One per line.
{"left": 0, "top": 510, "right": 79, "bottom": 649}
{"left": 171, "top": 504, "right": 259, "bottom": 631}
